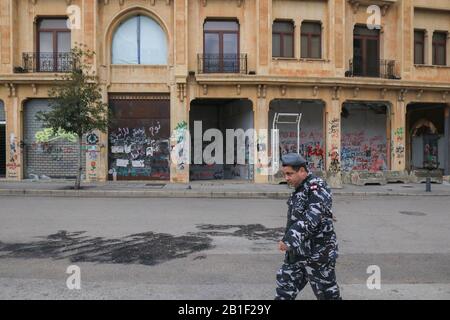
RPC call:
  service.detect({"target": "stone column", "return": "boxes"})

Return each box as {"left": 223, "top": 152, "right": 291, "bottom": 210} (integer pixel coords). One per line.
{"left": 170, "top": 83, "right": 189, "bottom": 183}
{"left": 444, "top": 104, "right": 450, "bottom": 176}
{"left": 325, "top": 88, "right": 342, "bottom": 188}
{"left": 5, "top": 93, "right": 22, "bottom": 180}
{"left": 254, "top": 87, "right": 269, "bottom": 184}
{"left": 400, "top": 0, "right": 414, "bottom": 80}
{"left": 257, "top": 0, "right": 270, "bottom": 75}
{"left": 86, "top": 84, "right": 108, "bottom": 182}
{"left": 391, "top": 96, "right": 407, "bottom": 172}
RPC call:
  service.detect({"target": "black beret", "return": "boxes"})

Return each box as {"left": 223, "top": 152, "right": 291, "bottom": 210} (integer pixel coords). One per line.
{"left": 281, "top": 153, "right": 308, "bottom": 167}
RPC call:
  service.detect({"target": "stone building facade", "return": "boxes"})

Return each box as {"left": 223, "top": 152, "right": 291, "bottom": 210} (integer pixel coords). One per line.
{"left": 0, "top": 0, "right": 449, "bottom": 187}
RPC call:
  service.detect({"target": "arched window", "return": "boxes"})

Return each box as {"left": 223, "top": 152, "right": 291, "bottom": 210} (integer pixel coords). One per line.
{"left": 112, "top": 15, "right": 167, "bottom": 65}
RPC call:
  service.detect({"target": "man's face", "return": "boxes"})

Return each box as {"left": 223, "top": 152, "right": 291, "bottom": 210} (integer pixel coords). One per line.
{"left": 282, "top": 166, "right": 308, "bottom": 188}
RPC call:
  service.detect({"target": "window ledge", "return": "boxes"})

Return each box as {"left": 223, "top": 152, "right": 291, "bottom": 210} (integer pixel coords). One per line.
{"left": 111, "top": 64, "right": 168, "bottom": 68}
{"left": 414, "top": 64, "right": 449, "bottom": 69}
{"left": 272, "top": 57, "right": 297, "bottom": 61}
{"left": 272, "top": 57, "right": 330, "bottom": 62}
{"left": 299, "top": 58, "right": 329, "bottom": 62}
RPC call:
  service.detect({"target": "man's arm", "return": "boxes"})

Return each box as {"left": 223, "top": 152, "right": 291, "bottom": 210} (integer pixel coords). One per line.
{"left": 282, "top": 187, "right": 324, "bottom": 249}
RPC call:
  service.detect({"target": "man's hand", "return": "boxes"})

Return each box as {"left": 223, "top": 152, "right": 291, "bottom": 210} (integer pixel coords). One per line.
{"left": 278, "top": 241, "right": 290, "bottom": 252}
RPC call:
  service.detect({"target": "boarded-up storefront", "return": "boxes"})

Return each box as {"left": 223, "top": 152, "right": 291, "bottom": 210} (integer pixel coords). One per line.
{"left": 269, "top": 100, "right": 325, "bottom": 172}
{"left": 23, "top": 99, "right": 85, "bottom": 179}
{"left": 108, "top": 95, "right": 170, "bottom": 181}
{"left": 341, "top": 102, "right": 389, "bottom": 172}
{"left": 189, "top": 99, "right": 254, "bottom": 181}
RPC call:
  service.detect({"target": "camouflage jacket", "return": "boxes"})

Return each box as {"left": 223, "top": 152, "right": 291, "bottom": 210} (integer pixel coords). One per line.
{"left": 282, "top": 173, "right": 339, "bottom": 263}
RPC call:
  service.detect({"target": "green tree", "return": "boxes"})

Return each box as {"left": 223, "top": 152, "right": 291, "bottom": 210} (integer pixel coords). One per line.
{"left": 37, "top": 44, "right": 110, "bottom": 189}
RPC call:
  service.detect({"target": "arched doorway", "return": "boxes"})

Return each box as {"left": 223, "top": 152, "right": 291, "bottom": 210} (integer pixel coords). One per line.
{"left": 407, "top": 103, "right": 446, "bottom": 171}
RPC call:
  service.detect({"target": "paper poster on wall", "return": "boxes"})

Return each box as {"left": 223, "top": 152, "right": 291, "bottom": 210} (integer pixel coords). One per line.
{"left": 146, "top": 147, "right": 154, "bottom": 157}
{"left": 124, "top": 145, "right": 132, "bottom": 154}
{"left": 116, "top": 159, "right": 129, "bottom": 167}
{"left": 132, "top": 160, "right": 145, "bottom": 168}
{"left": 112, "top": 146, "right": 124, "bottom": 153}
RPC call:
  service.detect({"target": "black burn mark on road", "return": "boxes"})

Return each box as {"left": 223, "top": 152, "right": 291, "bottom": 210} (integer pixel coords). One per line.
{"left": 0, "top": 230, "right": 213, "bottom": 266}
{"left": 0, "top": 224, "right": 283, "bottom": 265}
{"left": 194, "top": 224, "right": 285, "bottom": 241}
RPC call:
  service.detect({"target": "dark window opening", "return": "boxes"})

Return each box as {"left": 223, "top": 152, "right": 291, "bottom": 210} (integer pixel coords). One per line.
{"left": 414, "top": 30, "right": 425, "bottom": 65}
{"left": 353, "top": 25, "right": 380, "bottom": 77}
{"left": 432, "top": 32, "right": 447, "bottom": 66}
{"left": 301, "top": 22, "right": 322, "bottom": 59}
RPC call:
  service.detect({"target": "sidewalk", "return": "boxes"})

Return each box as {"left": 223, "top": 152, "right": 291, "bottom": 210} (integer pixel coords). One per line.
{"left": 1, "top": 179, "right": 450, "bottom": 198}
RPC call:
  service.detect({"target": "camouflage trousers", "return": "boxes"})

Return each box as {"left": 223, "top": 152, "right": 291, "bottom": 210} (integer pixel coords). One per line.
{"left": 275, "top": 259, "right": 341, "bottom": 300}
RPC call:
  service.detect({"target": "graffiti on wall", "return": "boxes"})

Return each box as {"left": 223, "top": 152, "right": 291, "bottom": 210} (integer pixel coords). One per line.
{"left": 279, "top": 130, "right": 325, "bottom": 171}
{"left": 86, "top": 133, "right": 99, "bottom": 180}
{"left": 341, "top": 131, "right": 387, "bottom": 172}
{"left": 6, "top": 133, "right": 20, "bottom": 178}
{"left": 394, "top": 127, "right": 404, "bottom": 142}
{"left": 393, "top": 127, "right": 405, "bottom": 161}
{"left": 328, "top": 118, "right": 340, "bottom": 139}
{"left": 328, "top": 146, "right": 341, "bottom": 173}
{"left": 170, "top": 121, "right": 188, "bottom": 171}
{"left": 35, "top": 128, "right": 78, "bottom": 144}
{"left": 256, "top": 133, "right": 268, "bottom": 175}
{"left": 108, "top": 123, "right": 170, "bottom": 179}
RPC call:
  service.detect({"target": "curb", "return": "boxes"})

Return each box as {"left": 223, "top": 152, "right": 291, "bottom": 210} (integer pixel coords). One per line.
{"left": 1, "top": 189, "right": 450, "bottom": 199}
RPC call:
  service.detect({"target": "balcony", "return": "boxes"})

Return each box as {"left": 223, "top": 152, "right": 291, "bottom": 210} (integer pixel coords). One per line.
{"left": 198, "top": 54, "right": 247, "bottom": 74}
{"left": 18, "top": 52, "right": 74, "bottom": 73}
{"left": 345, "top": 58, "right": 400, "bottom": 79}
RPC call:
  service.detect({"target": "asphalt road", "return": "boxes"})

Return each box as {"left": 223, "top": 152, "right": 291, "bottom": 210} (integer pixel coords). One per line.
{"left": 0, "top": 195, "right": 449, "bottom": 300}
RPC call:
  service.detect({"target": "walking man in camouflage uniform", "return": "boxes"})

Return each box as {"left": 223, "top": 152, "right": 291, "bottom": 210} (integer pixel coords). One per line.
{"left": 275, "top": 153, "right": 341, "bottom": 300}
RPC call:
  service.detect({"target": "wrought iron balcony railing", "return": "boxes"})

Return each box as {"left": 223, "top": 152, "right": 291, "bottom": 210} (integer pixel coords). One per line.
{"left": 345, "top": 58, "right": 400, "bottom": 79}
{"left": 19, "top": 52, "right": 74, "bottom": 73}
{"left": 198, "top": 54, "right": 247, "bottom": 74}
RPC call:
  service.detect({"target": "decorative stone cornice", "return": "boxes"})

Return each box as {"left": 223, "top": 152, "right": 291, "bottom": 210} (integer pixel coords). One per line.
{"left": 257, "top": 84, "right": 267, "bottom": 99}
{"left": 31, "top": 83, "right": 37, "bottom": 95}
{"left": 203, "top": 0, "right": 243, "bottom": 7}
{"left": 416, "top": 89, "right": 423, "bottom": 99}
{"left": 177, "top": 83, "right": 186, "bottom": 102}
{"left": 313, "top": 86, "right": 319, "bottom": 97}
{"left": 4, "top": 83, "right": 16, "bottom": 97}
{"left": 398, "top": 89, "right": 408, "bottom": 101}
{"left": 332, "top": 86, "right": 341, "bottom": 100}
{"left": 348, "top": 0, "right": 394, "bottom": 16}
